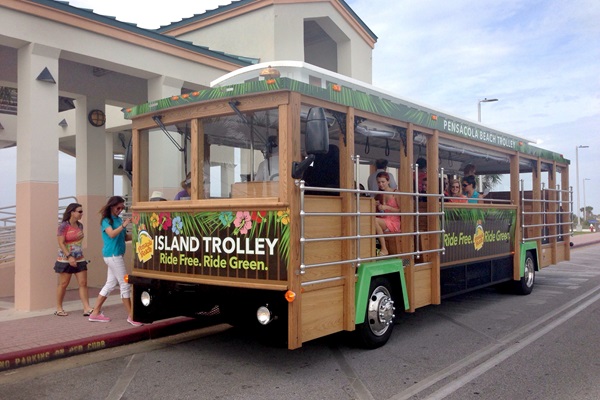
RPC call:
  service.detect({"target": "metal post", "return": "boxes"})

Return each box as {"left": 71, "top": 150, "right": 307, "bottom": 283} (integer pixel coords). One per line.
{"left": 477, "top": 98, "right": 498, "bottom": 122}
{"left": 583, "top": 178, "right": 590, "bottom": 229}
{"left": 575, "top": 145, "right": 589, "bottom": 232}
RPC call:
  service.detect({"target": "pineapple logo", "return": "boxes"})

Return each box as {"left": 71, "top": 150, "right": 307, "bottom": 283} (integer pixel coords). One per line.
{"left": 473, "top": 219, "right": 485, "bottom": 251}
{"left": 136, "top": 230, "right": 154, "bottom": 263}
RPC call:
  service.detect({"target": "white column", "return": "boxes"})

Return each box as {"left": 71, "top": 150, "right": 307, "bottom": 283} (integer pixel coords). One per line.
{"left": 74, "top": 96, "right": 113, "bottom": 287}
{"left": 147, "top": 76, "right": 184, "bottom": 200}
{"left": 15, "top": 43, "right": 60, "bottom": 310}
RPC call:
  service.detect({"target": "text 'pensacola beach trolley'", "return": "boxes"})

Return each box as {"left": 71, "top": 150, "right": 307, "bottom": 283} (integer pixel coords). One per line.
{"left": 124, "top": 61, "right": 571, "bottom": 349}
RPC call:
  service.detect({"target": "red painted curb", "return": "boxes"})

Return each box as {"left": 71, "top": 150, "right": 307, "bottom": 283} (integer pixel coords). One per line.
{"left": 0, "top": 317, "right": 201, "bottom": 372}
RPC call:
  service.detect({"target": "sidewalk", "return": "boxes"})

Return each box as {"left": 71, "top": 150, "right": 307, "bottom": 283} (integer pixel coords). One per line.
{"left": 1, "top": 232, "right": 599, "bottom": 373}
{"left": 0, "top": 288, "right": 216, "bottom": 372}
{"left": 569, "top": 231, "right": 600, "bottom": 247}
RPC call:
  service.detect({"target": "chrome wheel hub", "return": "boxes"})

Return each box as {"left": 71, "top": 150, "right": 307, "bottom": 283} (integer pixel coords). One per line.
{"left": 367, "top": 286, "right": 395, "bottom": 336}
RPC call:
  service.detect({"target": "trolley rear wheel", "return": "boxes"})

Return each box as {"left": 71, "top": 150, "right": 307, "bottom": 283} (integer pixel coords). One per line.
{"left": 355, "top": 277, "right": 396, "bottom": 349}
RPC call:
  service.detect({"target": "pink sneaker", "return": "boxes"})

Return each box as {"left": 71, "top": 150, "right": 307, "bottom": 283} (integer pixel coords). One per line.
{"left": 127, "top": 317, "right": 144, "bottom": 327}
{"left": 88, "top": 313, "right": 111, "bottom": 322}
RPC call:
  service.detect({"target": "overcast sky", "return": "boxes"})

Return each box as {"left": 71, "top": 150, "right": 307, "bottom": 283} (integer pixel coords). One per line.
{"left": 2, "top": 0, "right": 599, "bottom": 215}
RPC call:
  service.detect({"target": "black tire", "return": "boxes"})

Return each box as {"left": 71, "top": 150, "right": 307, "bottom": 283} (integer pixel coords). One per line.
{"left": 355, "top": 277, "right": 396, "bottom": 349}
{"left": 515, "top": 251, "right": 535, "bottom": 295}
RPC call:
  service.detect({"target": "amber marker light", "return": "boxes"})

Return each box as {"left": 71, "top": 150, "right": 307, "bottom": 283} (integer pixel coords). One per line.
{"left": 124, "top": 274, "right": 129, "bottom": 283}
{"left": 285, "top": 290, "right": 296, "bottom": 302}
{"left": 431, "top": 115, "right": 438, "bottom": 121}
{"left": 519, "top": 141, "right": 524, "bottom": 146}
{"left": 266, "top": 78, "right": 276, "bottom": 85}
{"left": 332, "top": 84, "right": 341, "bottom": 92}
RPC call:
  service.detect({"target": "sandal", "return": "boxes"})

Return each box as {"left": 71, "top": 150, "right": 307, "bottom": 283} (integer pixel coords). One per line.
{"left": 54, "top": 310, "right": 68, "bottom": 317}
{"left": 83, "top": 309, "right": 94, "bottom": 317}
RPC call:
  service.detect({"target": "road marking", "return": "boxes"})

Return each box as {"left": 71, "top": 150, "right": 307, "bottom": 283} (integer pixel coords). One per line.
{"left": 330, "top": 345, "right": 375, "bottom": 400}
{"left": 424, "top": 290, "right": 600, "bottom": 400}
{"left": 105, "top": 354, "right": 144, "bottom": 400}
{"left": 388, "top": 284, "right": 600, "bottom": 400}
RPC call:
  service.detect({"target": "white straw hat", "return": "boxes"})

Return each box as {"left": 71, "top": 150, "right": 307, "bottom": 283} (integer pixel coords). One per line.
{"left": 150, "top": 191, "right": 166, "bottom": 201}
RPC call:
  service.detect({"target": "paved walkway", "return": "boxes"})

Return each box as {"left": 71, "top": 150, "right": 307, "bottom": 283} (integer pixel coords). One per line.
{"left": 0, "top": 288, "right": 215, "bottom": 372}
{"left": 1, "top": 232, "right": 599, "bottom": 372}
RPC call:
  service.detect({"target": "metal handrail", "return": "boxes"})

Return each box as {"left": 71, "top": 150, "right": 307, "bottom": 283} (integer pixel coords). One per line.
{"left": 520, "top": 180, "right": 573, "bottom": 244}
{"left": 298, "top": 157, "right": 446, "bottom": 281}
{"left": 0, "top": 196, "right": 78, "bottom": 264}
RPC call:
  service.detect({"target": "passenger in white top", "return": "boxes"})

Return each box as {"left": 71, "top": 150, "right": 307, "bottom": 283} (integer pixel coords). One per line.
{"left": 255, "top": 135, "right": 279, "bottom": 181}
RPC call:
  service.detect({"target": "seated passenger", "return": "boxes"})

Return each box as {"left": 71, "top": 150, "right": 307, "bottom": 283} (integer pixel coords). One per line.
{"left": 367, "top": 159, "right": 397, "bottom": 192}
{"left": 416, "top": 157, "right": 427, "bottom": 192}
{"left": 443, "top": 176, "right": 450, "bottom": 197}
{"left": 374, "top": 172, "right": 401, "bottom": 256}
{"left": 462, "top": 175, "right": 481, "bottom": 203}
{"left": 419, "top": 177, "right": 428, "bottom": 202}
{"left": 150, "top": 191, "right": 166, "bottom": 201}
{"left": 447, "top": 179, "right": 467, "bottom": 203}
{"left": 255, "top": 135, "right": 279, "bottom": 181}
{"left": 175, "top": 172, "right": 191, "bottom": 200}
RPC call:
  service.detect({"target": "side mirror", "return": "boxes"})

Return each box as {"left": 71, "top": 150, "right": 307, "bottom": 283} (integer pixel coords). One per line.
{"left": 291, "top": 154, "right": 315, "bottom": 179}
{"left": 305, "top": 107, "right": 329, "bottom": 155}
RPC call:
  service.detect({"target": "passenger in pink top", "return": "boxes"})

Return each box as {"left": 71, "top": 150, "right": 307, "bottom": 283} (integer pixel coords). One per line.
{"left": 374, "top": 172, "right": 401, "bottom": 255}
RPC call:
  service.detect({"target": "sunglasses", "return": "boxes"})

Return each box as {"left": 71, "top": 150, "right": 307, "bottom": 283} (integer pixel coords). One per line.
{"left": 115, "top": 206, "right": 125, "bottom": 211}
{"left": 73, "top": 210, "right": 83, "bottom": 214}
{"left": 451, "top": 186, "right": 460, "bottom": 189}
{"left": 462, "top": 184, "right": 469, "bottom": 187}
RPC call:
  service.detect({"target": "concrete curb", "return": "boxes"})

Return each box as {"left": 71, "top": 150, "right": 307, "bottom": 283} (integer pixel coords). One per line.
{"left": 0, "top": 317, "right": 203, "bottom": 372}
{"left": 571, "top": 238, "right": 600, "bottom": 248}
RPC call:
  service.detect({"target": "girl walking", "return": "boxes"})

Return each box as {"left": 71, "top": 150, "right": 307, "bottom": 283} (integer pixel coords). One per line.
{"left": 54, "top": 203, "right": 92, "bottom": 316}
{"left": 88, "top": 196, "right": 142, "bottom": 326}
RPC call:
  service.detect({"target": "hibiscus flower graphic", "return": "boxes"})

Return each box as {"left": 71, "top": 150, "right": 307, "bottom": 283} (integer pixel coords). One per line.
{"left": 150, "top": 213, "right": 159, "bottom": 229}
{"left": 233, "top": 211, "right": 252, "bottom": 234}
{"left": 172, "top": 216, "right": 183, "bottom": 235}
{"left": 219, "top": 211, "right": 234, "bottom": 227}
{"left": 251, "top": 211, "right": 265, "bottom": 223}
{"left": 159, "top": 212, "right": 172, "bottom": 231}
{"left": 277, "top": 208, "right": 290, "bottom": 225}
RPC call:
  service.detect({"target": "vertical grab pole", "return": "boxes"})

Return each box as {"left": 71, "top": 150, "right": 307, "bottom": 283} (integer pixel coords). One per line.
{"left": 414, "top": 163, "right": 420, "bottom": 257}
{"left": 570, "top": 186, "right": 574, "bottom": 233}
{"left": 557, "top": 184, "right": 561, "bottom": 238}
{"left": 355, "top": 155, "right": 361, "bottom": 266}
{"left": 520, "top": 179, "right": 525, "bottom": 243}
{"left": 541, "top": 182, "right": 546, "bottom": 241}
{"left": 440, "top": 167, "right": 445, "bottom": 255}
{"left": 299, "top": 179, "right": 306, "bottom": 275}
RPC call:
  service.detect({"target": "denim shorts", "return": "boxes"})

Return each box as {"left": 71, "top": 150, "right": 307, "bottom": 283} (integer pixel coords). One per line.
{"left": 53, "top": 260, "right": 88, "bottom": 274}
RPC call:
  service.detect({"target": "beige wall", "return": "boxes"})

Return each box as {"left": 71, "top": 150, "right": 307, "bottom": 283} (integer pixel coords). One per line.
{"left": 177, "top": 7, "right": 276, "bottom": 61}
{"left": 0, "top": 262, "right": 15, "bottom": 297}
{"left": 176, "top": 3, "right": 373, "bottom": 82}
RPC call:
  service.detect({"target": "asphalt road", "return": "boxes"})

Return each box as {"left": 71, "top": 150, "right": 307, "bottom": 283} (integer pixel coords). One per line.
{"left": 1, "top": 244, "right": 599, "bottom": 400}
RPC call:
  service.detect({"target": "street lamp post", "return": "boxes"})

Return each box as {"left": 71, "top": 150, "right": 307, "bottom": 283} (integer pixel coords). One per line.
{"left": 583, "top": 178, "right": 590, "bottom": 229}
{"left": 478, "top": 98, "right": 498, "bottom": 122}
{"left": 477, "top": 98, "right": 498, "bottom": 192}
{"left": 575, "top": 145, "right": 589, "bottom": 231}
